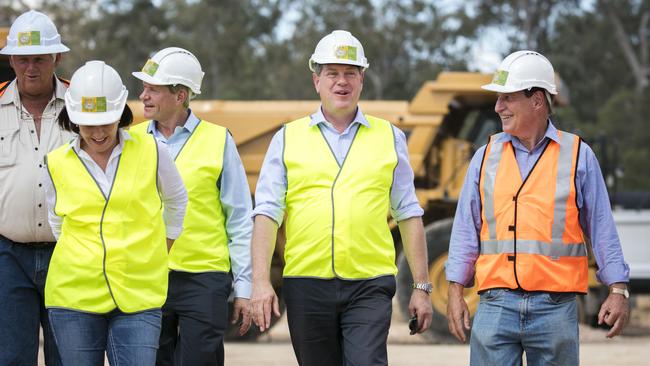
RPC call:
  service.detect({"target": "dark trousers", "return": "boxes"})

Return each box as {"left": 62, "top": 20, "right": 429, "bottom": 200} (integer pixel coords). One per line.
{"left": 283, "top": 276, "right": 396, "bottom": 366}
{"left": 0, "top": 234, "right": 61, "bottom": 366}
{"left": 156, "top": 271, "right": 232, "bottom": 366}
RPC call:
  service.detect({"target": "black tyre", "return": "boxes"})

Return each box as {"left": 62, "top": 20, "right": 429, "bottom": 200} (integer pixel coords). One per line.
{"left": 396, "top": 218, "right": 479, "bottom": 342}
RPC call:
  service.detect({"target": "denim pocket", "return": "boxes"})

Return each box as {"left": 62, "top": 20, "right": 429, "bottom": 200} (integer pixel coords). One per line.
{"left": 546, "top": 292, "right": 576, "bottom": 305}
{"left": 480, "top": 288, "right": 503, "bottom": 302}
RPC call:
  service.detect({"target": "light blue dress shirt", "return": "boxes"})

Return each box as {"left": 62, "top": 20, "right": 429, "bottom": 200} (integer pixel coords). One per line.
{"left": 252, "top": 106, "right": 424, "bottom": 224}
{"left": 446, "top": 121, "right": 630, "bottom": 287}
{"left": 144, "top": 110, "right": 253, "bottom": 299}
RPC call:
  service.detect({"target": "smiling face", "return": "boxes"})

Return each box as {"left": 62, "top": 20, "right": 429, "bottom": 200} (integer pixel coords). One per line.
{"left": 78, "top": 122, "right": 120, "bottom": 156}
{"left": 10, "top": 54, "right": 60, "bottom": 99}
{"left": 313, "top": 64, "right": 364, "bottom": 119}
{"left": 494, "top": 91, "right": 540, "bottom": 137}
{"left": 138, "top": 82, "right": 183, "bottom": 121}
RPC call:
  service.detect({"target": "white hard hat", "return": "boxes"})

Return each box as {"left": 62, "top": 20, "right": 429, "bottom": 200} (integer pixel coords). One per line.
{"left": 309, "top": 30, "right": 369, "bottom": 72}
{"left": 0, "top": 10, "right": 69, "bottom": 55}
{"left": 65, "top": 61, "right": 128, "bottom": 126}
{"left": 482, "top": 50, "right": 557, "bottom": 95}
{"left": 132, "top": 47, "right": 204, "bottom": 94}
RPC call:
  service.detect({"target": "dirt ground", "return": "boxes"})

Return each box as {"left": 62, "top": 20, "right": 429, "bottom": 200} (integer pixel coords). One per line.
{"left": 37, "top": 295, "right": 650, "bottom": 365}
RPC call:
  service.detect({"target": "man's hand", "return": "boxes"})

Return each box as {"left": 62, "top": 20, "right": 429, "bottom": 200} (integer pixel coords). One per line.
{"left": 251, "top": 280, "right": 280, "bottom": 332}
{"left": 409, "top": 289, "right": 433, "bottom": 333}
{"left": 231, "top": 298, "right": 252, "bottom": 336}
{"left": 447, "top": 282, "right": 471, "bottom": 343}
{"left": 598, "top": 287, "right": 630, "bottom": 338}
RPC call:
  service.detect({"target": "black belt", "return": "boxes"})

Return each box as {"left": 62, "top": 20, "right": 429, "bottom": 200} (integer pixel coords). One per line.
{"left": 0, "top": 234, "right": 55, "bottom": 247}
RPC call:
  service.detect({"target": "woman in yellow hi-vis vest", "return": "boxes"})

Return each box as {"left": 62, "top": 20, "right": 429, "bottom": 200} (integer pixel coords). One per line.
{"left": 42, "top": 61, "right": 187, "bottom": 366}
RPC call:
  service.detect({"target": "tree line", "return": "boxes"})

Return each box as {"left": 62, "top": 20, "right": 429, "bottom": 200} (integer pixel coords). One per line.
{"left": 1, "top": 0, "right": 648, "bottom": 191}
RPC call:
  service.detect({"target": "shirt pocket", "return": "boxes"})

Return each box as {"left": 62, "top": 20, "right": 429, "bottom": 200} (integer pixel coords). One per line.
{"left": 0, "top": 127, "right": 19, "bottom": 167}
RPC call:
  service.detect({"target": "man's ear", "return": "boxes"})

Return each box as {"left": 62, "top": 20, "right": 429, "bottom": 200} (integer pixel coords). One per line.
{"left": 312, "top": 72, "right": 320, "bottom": 94}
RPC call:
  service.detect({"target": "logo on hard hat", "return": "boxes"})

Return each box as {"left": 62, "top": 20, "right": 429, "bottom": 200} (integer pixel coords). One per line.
{"left": 81, "top": 97, "right": 107, "bottom": 113}
{"left": 492, "top": 70, "right": 509, "bottom": 86}
{"left": 17, "top": 31, "right": 41, "bottom": 46}
{"left": 334, "top": 46, "right": 357, "bottom": 61}
{"left": 142, "top": 59, "right": 159, "bottom": 77}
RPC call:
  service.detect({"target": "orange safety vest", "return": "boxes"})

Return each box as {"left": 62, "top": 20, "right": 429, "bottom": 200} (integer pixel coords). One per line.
{"left": 476, "top": 130, "right": 588, "bottom": 293}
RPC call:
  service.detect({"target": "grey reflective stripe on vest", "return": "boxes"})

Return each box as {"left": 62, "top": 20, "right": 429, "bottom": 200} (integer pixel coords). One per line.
{"left": 480, "top": 239, "right": 586, "bottom": 258}
{"left": 481, "top": 132, "right": 584, "bottom": 258}
{"left": 551, "top": 132, "right": 577, "bottom": 240}
{"left": 482, "top": 133, "right": 506, "bottom": 240}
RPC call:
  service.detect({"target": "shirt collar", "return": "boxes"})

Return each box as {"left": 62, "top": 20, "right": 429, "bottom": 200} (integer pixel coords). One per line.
{"left": 495, "top": 119, "right": 560, "bottom": 146}
{"left": 309, "top": 106, "right": 370, "bottom": 128}
{"left": 148, "top": 108, "right": 198, "bottom": 134}
{"left": 67, "top": 128, "right": 132, "bottom": 153}
{"left": 0, "top": 75, "right": 67, "bottom": 106}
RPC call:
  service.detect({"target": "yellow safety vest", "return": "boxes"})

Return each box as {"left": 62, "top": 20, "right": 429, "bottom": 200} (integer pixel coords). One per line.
{"left": 131, "top": 120, "right": 230, "bottom": 272}
{"left": 477, "top": 131, "right": 587, "bottom": 293}
{"left": 283, "top": 115, "right": 398, "bottom": 279}
{"left": 45, "top": 130, "right": 168, "bottom": 313}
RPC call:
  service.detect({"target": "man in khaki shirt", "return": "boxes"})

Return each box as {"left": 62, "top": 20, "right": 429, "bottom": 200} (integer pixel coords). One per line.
{"left": 0, "top": 10, "right": 73, "bottom": 366}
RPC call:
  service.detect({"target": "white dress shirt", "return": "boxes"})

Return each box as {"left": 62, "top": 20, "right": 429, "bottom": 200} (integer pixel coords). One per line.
{"left": 43, "top": 128, "right": 188, "bottom": 240}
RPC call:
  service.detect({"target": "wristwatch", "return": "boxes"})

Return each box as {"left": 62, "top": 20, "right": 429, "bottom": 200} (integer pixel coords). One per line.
{"left": 610, "top": 286, "right": 630, "bottom": 299}
{"left": 412, "top": 282, "right": 433, "bottom": 294}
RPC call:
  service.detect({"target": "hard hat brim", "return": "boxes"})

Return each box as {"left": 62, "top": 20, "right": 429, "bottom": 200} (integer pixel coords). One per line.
{"left": 310, "top": 56, "right": 369, "bottom": 70}
{"left": 131, "top": 71, "right": 167, "bottom": 86}
{"left": 481, "top": 82, "right": 558, "bottom": 95}
{"left": 132, "top": 71, "right": 202, "bottom": 94}
{"left": 68, "top": 109, "right": 124, "bottom": 126}
{"left": 481, "top": 83, "right": 523, "bottom": 93}
{"left": 0, "top": 43, "right": 69, "bottom": 55}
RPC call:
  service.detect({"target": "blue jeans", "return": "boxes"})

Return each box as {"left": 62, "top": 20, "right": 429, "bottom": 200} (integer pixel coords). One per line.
{"left": 49, "top": 308, "right": 162, "bottom": 366}
{"left": 0, "top": 234, "right": 61, "bottom": 366}
{"left": 470, "top": 288, "right": 579, "bottom": 366}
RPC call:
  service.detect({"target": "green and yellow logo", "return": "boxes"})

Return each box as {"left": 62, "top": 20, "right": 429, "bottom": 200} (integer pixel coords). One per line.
{"left": 81, "top": 97, "right": 107, "bottom": 113}
{"left": 17, "top": 31, "right": 41, "bottom": 46}
{"left": 492, "top": 70, "right": 509, "bottom": 86}
{"left": 334, "top": 45, "right": 357, "bottom": 61}
{"left": 142, "top": 59, "right": 159, "bottom": 76}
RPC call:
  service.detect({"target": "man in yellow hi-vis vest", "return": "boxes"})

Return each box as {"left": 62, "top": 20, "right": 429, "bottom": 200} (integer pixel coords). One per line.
{"left": 446, "top": 50, "right": 630, "bottom": 365}
{"left": 250, "top": 30, "right": 433, "bottom": 366}
{"left": 131, "top": 47, "right": 253, "bottom": 366}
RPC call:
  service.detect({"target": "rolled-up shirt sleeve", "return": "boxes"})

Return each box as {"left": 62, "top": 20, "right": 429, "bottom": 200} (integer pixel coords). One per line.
{"left": 252, "top": 128, "right": 287, "bottom": 225}
{"left": 390, "top": 126, "right": 424, "bottom": 221}
{"left": 220, "top": 133, "right": 253, "bottom": 298}
{"left": 445, "top": 146, "right": 485, "bottom": 287}
{"left": 577, "top": 143, "right": 630, "bottom": 285}
{"left": 156, "top": 140, "right": 188, "bottom": 239}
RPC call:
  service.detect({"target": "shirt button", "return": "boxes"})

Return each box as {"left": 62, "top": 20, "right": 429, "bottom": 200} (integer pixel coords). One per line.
{"left": 35, "top": 147, "right": 39, "bottom": 151}
{"left": 39, "top": 164, "right": 42, "bottom": 168}
{"left": 38, "top": 223, "right": 42, "bottom": 227}
{"left": 38, "top": 183, "right": 42, "bottom": 187}
{"left": 38, "top": 204, "right": 42, "bottom": 207}
{"left": 30, "top": 130, "right": 34, "bottom": 134}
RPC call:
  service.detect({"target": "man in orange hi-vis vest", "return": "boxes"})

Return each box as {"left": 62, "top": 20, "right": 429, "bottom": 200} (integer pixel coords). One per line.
{"left": 445, "top": 50, "right": 630, "bottom": 366}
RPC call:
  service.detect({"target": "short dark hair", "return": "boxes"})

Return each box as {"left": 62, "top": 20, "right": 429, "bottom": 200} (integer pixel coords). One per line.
{"left": 57, "top": 104, "right": 134, "bottom": 133}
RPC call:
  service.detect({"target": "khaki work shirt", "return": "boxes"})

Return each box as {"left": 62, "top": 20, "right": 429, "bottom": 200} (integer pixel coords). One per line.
{"left": 0, "top": 77, "right": 74, "bottom": 243}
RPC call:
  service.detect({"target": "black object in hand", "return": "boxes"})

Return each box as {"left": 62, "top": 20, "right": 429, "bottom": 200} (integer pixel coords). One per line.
{"left": 408, "top": 315, "right": 418, "bottom": 335}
